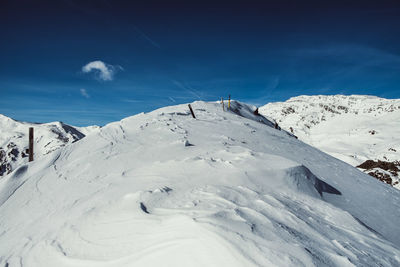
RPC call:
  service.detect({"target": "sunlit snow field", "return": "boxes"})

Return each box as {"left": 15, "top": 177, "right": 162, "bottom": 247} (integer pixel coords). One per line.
{"left": 1, "top": 101, "right": 399, "bottom": 266}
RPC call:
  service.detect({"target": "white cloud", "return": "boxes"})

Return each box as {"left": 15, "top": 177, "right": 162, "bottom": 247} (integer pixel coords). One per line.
{"left": 82, "top": 60, "right": 122, "bottom": 81}
{"left": 80, "top": 88, "right": 90, "bottom": 98}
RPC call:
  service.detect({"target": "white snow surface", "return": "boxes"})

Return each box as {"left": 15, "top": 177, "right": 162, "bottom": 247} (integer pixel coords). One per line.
{"left": 259, "top": 95, "right": 400, "bottom": 188}
{"left": 1, "top": 101, "right": 399, "bottom": 266}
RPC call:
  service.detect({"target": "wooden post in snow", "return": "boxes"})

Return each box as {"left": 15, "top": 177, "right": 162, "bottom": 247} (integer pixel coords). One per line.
{"left": 29, "top": 127, "right": 34, "bottom": 162}
{"left": 228, "top": 94, "right": 231, "bottom": 109}
{"left": 188, "top": 104, "right": 196, "bottom": 119}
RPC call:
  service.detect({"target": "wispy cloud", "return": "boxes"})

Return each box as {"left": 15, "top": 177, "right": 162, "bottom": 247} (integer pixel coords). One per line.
{"left": 246, "top": 76, "right": 281, "bottom": 105}
{"left": 82, "top": 60, "right": 123, "bottom": 81}
{"left": 296, "top": 44, "right": 400, "bottom": 70}
{"left": 171, "top": 79, "right": 202, "bottom": 100}
{"left": 284, "top": 44, "right": 400, "bottom": 91}
{"left": 122, "top": 99, "right": 143, "bottom": 103}
{"left": 80, "top": 88, "right": 90, "bottom": 98}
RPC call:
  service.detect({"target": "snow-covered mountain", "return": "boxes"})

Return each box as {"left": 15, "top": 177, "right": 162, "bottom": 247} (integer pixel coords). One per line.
{"left": 1, "top": 101, "right": 399, "bottom": 266}
{"left": 0, "top": 114, "right": 99, "bottom": 177}
{"left": 259, "top": 95, "right": 400, "bottom": 189}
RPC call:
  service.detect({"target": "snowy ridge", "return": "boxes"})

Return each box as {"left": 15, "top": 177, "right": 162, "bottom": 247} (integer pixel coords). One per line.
{"left": 0, "top": 101, "right": 399, "bottom": 266}
{"left": 259, "top": 95, "right": 400, "bottom": 188}
{"left": 0, "top": 114, "right": 98, "bottom": 177}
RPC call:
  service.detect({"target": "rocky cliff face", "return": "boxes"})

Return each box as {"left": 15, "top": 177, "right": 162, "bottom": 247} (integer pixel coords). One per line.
{"left": 259, "top": 95, "right": 400, "bottom": 188}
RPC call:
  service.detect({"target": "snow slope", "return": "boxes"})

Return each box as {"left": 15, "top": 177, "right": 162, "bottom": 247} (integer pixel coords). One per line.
{"left": 259, "top": 95, "right": 400, "bottom": 188}
{"left": 0, "top": 101, "right": 399, "bottom": 266}
{"left": 0, "top": 114, "right": 99, "bottom": 177}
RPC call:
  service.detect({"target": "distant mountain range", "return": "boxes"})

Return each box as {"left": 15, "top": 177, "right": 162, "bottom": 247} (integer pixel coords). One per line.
{"left": 3, "top": 94, "right": 399, "bottom": 190}
{"left": 260, "top": 95, "right": 400, "bottom": 189}
{"left": 0, "top": 114, "right": 99, "bottom": 177}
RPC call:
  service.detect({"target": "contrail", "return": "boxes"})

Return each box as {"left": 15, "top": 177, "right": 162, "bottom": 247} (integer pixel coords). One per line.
{"left": 171, "top": 79, "right": 202, "bottom": 100}
{"left": 133, "top": 26, "right": 161, "bottom": 49}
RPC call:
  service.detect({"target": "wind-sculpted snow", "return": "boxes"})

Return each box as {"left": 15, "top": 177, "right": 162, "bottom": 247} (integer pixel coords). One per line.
{"left": 260, "top": 95, "right": 400, "bottom": 189}
{"left": 228, "top": 101, "right": 274, "bottom": 127}
{"left": 285, "top": 165, "right": 341, "bottom": 197}
{"left": 0, "top": 101, "right": 399, "bottom": 266}
{"left": 0, "top": 165, "right": 29, "bottom": 206}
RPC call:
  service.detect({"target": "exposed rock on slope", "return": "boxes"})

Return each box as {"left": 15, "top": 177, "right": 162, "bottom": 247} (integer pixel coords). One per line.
{"left": 357, "top": 160, "right": 400, "bottom": 186}
{"left": 259, "top": 95, "right": 400, "bottom": 189}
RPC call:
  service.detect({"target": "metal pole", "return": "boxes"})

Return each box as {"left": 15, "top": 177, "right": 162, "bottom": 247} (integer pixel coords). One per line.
{"left": 188, "top": 104, "right": 196, "bottom": 118}
{"left": 29, "top": 127, "right": 34, "bottom": 162}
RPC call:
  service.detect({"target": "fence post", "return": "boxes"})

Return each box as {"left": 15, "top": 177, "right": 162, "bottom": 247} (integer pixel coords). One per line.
{"left": 29, "top": 127, "right": 34, "bottom": 162}
{"left": 188, "top": 104, "right": 196, "bottom": 118}
{"left": 228, "top": 94, "right": 231, "bottom": 109}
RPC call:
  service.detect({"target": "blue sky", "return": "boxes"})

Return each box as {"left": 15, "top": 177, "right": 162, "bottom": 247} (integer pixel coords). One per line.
{"left": 1, "top": 0, "right": 400, "bottom": 126}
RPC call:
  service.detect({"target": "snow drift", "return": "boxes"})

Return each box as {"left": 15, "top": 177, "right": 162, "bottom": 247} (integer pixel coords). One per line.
{"left": 0, "top": 101, "right": 399, "bottom": 266}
